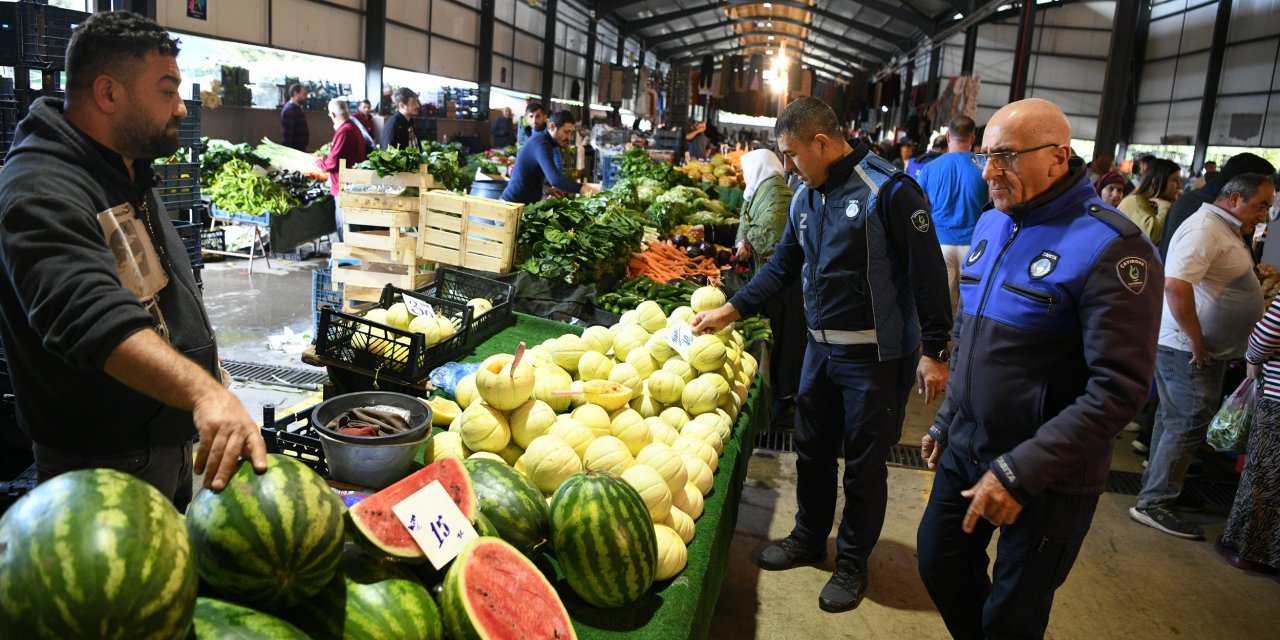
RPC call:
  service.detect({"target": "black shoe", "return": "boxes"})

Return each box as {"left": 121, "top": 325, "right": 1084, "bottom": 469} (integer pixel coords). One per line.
{"left": 1185, "top": 462, "right": 1204, "bottom": 479}
{"left": 1174, "top": 491, "right": 1205, "bottom": 513}
{"left": 818, "top": 560, "right": 868, "bottom": 612}
{"left": 1129, "top": 506, "right": 1205, "bottom": 540}
{"left": 757, "top": 536, "right": 825, "bottom": 571}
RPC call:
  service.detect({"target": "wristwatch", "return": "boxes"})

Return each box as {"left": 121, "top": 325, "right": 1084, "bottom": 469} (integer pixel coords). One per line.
{"left": 927, "top": 349, "right": 950, "bottom": 363}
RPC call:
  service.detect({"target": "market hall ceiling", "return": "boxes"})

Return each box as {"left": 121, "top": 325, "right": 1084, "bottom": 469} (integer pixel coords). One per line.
{"left": 599, "top": 0, "right": 962, "bottom": 79}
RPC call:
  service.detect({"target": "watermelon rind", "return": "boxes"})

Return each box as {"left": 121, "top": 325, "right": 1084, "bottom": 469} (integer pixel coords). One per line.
{"left": 348, "top": 457, "right": 477, "bottom": 560}
{"left": 186, "top": 455, "right": 346, "bottom": 610}
{"left": 440, "top": 536, "right": 577, "bottom": 640}
{"left": 464, "top": 457, "right": 550, "bottom": 557}
{"left": 0, "top": 468, "right": 197, "bottom": 640}
{"left": 192, "top": 597, "right": 309, "bottom": 639}
{"left": 550, "top": 470, "right": 658, "bottom": 609}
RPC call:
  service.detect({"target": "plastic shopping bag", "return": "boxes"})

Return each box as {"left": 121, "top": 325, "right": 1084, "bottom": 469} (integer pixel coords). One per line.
{"left": 1206, "top": 378, "right": 1259, "bottom": 453}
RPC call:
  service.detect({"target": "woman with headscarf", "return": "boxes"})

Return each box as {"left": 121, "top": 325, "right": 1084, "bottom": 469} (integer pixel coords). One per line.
{"left": 690, "top": 149, "right": 803, "bottom": 427}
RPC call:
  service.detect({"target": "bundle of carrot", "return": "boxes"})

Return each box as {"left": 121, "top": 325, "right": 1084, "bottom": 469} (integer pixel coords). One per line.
{"left": 628, "top": 241, "right": 721, "bottom": 286}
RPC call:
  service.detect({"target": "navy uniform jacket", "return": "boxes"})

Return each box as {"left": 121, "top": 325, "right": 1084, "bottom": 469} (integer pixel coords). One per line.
{"left": 929, "top": 171, "right": 1163, "bottom": 503}
{"left": 730, "top": 143, "right": 953, "bottom": 362}
{"left": 501, "top": 130, "right": 581, "bottom": 204}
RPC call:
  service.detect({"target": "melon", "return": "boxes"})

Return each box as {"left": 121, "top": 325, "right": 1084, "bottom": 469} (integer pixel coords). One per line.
{"left": 673, "top": 434, "right": 719, "bottom": 472}
{"left": 607, "top": 362, "right": 643, "bottom": 395}
{"left": 662, "top": 358, "right": 696, "bottom": 383}
{"left": 673, "top": 482, "right": 706, "bottom": 519}
{"left": 688, "top": 334, "right": 728, "bottom": 373}
{"left": 630, "top": 392, "right": 665, "bottom": 419}
{"left": 645, "top": 329, "right": 678, "bottom": 363}
{"left": 572, "top": 403, "right": 614, "bottom": 437}
{"left": 581, "top": 325, "right": 613, "bottom": 354}
{"left": 523, "top": 435, "right": 583, "bottom": 495}
{"left": 498, "top": 442, "right": 524, "bottom": 466}
{"left": 622, "top": 464, "right": 673, "bottom": 523}
{"left": 547, "top": 419, "right": 597, "bottom": 460}
{"left": 680, "top": 454, "right": 714, "bottom": 498}
{"left": 577, "top": 350, "right": 615, "bottom": 381}
{"left": 690, "top": 286, "right": 726, "bottom": 312}
{"left": 635, "top": 442, "right": 689, "bottom": 496}
{"left": 440, "top": 538, "right": 576, "bottom": 640}
{"left": 610, "top": 409, "right": 654, "bottom": 456}
{"left": 582, "top": 435, "right": 634, "bottom": 476}
{"left": 653, "top": 525, "right": 688, "bottom": 581}
{"left": 681, "top": 376, "right": 720, "bottom": 415}
{"left": 532, "top": 364, "right": 575, "bottom": 413}
{"left": 457, "top": 402, "right": 511, "bottom": 453}
{"left": 625, "top": 348, "right": 659, "bottom": 378}
{"left": 659, "top": 406, "right": 691, "bottom": 430}
{"left": 386, "top": 302, "right": 412, "bottom": 330}
{"left": 662, "top": 506, "right": 696, "bottom": 544}
{"left": 475, "top": 353, "right": 535, "bottom": 411}
{"left": 348, "top": 458, "right": 477, "bottom": 560}
{"left": 635, "top": 300, "right": 668, "bottom": 333}
{"left": 550, "top": 335, "right": 589, "bottom": 373}
{"left": 667, "top": 306, "right": 695, "bottom": 325}
{"left": 611, "top": 325, "right": 650, "bottom": 361}
{"left": 645, "top": 416, "right": 680, "bottom": 446}
{"left": 581, "top": 379, "right": 634, "bottom": 412}
{"left": 423, "top": 431, "right": 470, "bottom": 464}
{"left": 467, "top": 297, "right": 493, "bottom": 315}
{"left": 509, "top": 399, "right": 557, "bottom": 449}
{"left": 646, "top": 370, "right": 685, "bottom": 405}
{"left": 467, "top": 451, "right": 506, "bottom": 463}
{"left": 427, "top": 397, "right": 462, "bottom": 427}
{"left": 454, "top": 374, "right": 480, "bottom": 408}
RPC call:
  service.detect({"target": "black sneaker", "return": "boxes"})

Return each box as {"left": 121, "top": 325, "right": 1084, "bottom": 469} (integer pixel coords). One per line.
{"left": 1185, "top": 462, "right": 1204, "bottom": 479}
{"left": 757, "top": 536, "right": 825, "bottom": 571}
{"left": 818, "top": 560, "right": 868, "bottom": 612}
{"left": 1174, "top": 491, "right": 1205, "bottom": 513}
{"left": 1129, "top": 506, "right": 1204, "bottom": 540}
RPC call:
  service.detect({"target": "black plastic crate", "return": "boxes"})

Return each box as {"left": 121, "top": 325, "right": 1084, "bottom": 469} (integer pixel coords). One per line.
{"left": 314, "top": 285, "right": 474, "bottom": 387}
{"left": 0, "top": 2, "right": 85, "bottom": 69}
{"left": 261, "top": 409, "right": 328, "bottom": 476}
{"left": 416, "top": 267, "right": 514, "bottom": 348}
{"left": 154, "top": 162, "right": 201, "bottom": 211}
{"left": 179, "top": 99, "right": 201, "bottom": 154}
{"left": 171, "top": 220, "right": 204, "bottom": 270}
{"left": 312, "top": 269, "right": 343, "bottom": 337}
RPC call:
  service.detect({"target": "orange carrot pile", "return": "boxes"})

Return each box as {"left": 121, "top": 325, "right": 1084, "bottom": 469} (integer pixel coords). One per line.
{"left": 627, "top": 241, "right": 721, "bottom": 286}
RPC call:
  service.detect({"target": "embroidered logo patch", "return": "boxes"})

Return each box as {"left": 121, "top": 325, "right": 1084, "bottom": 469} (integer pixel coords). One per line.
{"left": 846, "top": 200, "right": 860, "bottom": 219}
{"left": 966, "top": 239, "right": 987, "bottom": 266}
{"left": 1117, "top": 257, "right": 1148, "bottom": 294}
{"left": 910, "top": 209, "right": 931, "bottom": 233}
{"left": 1028, "top": 250, "right": 1060, "bottom": 280}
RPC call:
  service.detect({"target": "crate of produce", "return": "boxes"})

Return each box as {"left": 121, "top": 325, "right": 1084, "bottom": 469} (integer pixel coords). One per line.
{"left": 154, "top": 162, "right": 201, "bottom": 212}
{"left": 418, "top": 191, "right": 522, "bottom": 273}
{"left": 418, "top": 267, "right": 515, "bottom": 347}
{"left": 312, "top": 268, "right": 343, "bottom": 337}
{"left": 338, "top": 162, "right": 440, "bottom": 212}
{"left": 314, "top": 285, "right": 474, "bottom": 387}
{"left": 171, "top": 220, "right": 204, "bottom": 270}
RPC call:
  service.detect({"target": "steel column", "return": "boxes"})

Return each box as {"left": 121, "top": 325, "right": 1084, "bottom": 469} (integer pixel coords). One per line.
{"left": 540, "top": 0, "right": 560, "bottom": 107}
{"left": 584, "top": 15, "right": 598, "bottom": 118}
{"left": 1009, "top": 0, "right": 1035, "bottom": 102}
{"left": 477, "top": 0, "right": 494, "bottom": 118}
{"left": 364, "top": 0, "right": 386, "bottom": 108}
{"left": 1192, "top": 0, "right": 1234, "bottom": 173}
{"left": 1094, "top": 0, "right": 1140, "bottom": 161}
{"left": 961, "top": 24, "right": 978, "bottom": 75}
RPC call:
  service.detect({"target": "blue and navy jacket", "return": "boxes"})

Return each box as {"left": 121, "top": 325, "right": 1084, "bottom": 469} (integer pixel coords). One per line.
{"left": 730, "top": 144, "right": 953, "bottom": 361}
{"left": 930, "top": 171, "right": 1163, "bottom": 502}
{"left": 501, "top": 130, "right": 581, "bottom": 204}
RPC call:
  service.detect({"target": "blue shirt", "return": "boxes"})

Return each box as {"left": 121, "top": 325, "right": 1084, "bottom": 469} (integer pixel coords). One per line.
{"left": 501, "top": 130, "right": 580, "bottom": 204}
{"left": 917, "top": 151, "right": 988, "bottom": 245}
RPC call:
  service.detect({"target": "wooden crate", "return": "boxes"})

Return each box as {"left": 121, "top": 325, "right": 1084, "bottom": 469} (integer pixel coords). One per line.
{"left": 337, "top": 161, "right": 440, "bottom": 212}
{"left": 331, "top": 264, "right": 434, "bottom": 310}
{"left": 418, "top": 191, "right": 522, "bottom": 273}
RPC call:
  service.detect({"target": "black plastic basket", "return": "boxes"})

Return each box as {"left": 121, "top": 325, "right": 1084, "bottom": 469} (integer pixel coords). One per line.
{"left": 0, "top": 3, "right": 84, "bottom": 69}
{"left": 154, "top": 162, "right": 201, "bottom": 211}
{"left": 260, "top": 409, "right": 328, "bottom": 476}
{"left": 416, "top": 267, "right": 514, "bottom": 348}
{"left": 179, "top": 99, "right": 202, "bottom": 153}
{"left": 314, "top": 285, "right": 474, "bottom": 387}
{"left": 171, "top": 220, "right": 204, "bottom": 270}
{"left": 312, "top": 269, "right": 343, "bottom": 337}
{"left": 200, "top": 228, "right": 225, "bottom": 260}
{"left": 720, "top": 267, "right": 751, "bottom": 298}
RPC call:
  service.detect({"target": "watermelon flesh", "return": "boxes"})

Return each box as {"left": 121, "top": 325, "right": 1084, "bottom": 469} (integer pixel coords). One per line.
{"left": 441, "top": 537, "right": 576, "bottom": 640}
{"left": 348, "top": 457, "right": 477, "bottom": 560}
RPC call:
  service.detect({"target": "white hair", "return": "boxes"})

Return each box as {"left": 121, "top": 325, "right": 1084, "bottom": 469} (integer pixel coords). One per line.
{"left": 328, "top": 98, "right": 350, "bottom": 117}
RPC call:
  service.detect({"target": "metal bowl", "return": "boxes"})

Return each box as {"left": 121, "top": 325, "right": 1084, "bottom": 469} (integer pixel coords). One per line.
{"left": 311, "top": 391, "right": 432, "bottom": 445}
{"left": 317, "top": 429, "right": 429, "bottom": 489}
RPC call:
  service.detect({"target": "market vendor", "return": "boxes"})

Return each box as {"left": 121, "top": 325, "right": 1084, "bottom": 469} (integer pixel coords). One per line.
{"left": 0, "top": 11, "right": 267, "bottom": 509}
{"left": 316, "top": 98, "right": 368, "bottom": 241}
{"left": 501, "top": 110, "right": 597, "bottom": 204}
{"left": 380, "top": 87, "right": 421, "bottom": 150}
{"left": 280, "top": 83, "right": 309, "bottom": 151}
{"left": 691, "top": 97, "right": 953, "bottom": 613}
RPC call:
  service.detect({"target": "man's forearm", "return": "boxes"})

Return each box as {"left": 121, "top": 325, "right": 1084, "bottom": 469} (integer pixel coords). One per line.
{"left": 1165, "top": 279, "right": 1203, "bottom": 347}
{"left": 103, "top": 329, "right": 223, "bottom": 413}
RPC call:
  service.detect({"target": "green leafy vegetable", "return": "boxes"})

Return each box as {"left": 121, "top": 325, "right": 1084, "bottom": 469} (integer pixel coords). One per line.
{"left": 200, "top": 138, "right": 269, "bottom": 187}
{"left": 356, "top": 142, "right": 469, "bottom": 192}
{"left": 516, "top": 195, "right": 644, "bottom": 284}
{"left": 205, "top": 158, "right": 299, "bottom": 215}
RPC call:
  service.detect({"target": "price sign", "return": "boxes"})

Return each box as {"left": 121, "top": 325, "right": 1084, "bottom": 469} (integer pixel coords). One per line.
{"left": 667, "top": 323, "right": 695, "bottom": 361}
{"left": 404, "top": 297, "right": 437, "bottom": 318}
{"left": 392, "top": 480, "right": 477, "bottom": 569}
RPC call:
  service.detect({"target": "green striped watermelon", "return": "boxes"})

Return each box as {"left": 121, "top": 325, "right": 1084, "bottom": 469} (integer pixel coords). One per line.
{"left": 463, "top": 457, "right": 549, "bottom": 556}
{"left": 440, "top": 536, "right": 576, "bottom": 640}
{"left": 281, "top": 544, "right": 443, "bottom": 639}
{"left": 348, "top": 457, "right": 476, "bottom": 560}
{"left": 192, "top": 597, "right": 309, "bottom": 638}
{"left": 550, "top": 470, "right": 658, "bottom": 609}
{"left": 186, "top": 454, "right": 345, "bottom": 610}
{"left": 0, "top": 468, "right": 197, "bottom": 639}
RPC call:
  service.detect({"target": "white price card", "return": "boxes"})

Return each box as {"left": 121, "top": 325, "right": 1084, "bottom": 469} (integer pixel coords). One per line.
{"left": 392, "top": 480, "right": 477, "bottom": 569}
{"left": 404, "top": 297, "right": 437, "bottom": 318}
{"left": 667, "top": 322, "right": 695, "bottom": 361}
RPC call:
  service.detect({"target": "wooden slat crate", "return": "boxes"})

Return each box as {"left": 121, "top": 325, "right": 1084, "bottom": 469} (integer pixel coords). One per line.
{"left": 418, "top": 191, "right": 522, "bottom": 273}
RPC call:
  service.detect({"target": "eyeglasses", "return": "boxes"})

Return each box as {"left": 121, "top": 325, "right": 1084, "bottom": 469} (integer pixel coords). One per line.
{"left": 972, "top": 143, "right": 1061, "bottom": 171}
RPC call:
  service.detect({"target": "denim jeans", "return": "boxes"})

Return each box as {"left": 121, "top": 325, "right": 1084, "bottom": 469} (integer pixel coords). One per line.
{"left": 1137, "top": 346, "right": 1227, "bottom": 509}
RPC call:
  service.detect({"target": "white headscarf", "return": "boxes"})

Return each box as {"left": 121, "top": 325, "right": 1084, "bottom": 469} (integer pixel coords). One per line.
{"left": 741, "top": 149, "right": 786, "bottom": 203}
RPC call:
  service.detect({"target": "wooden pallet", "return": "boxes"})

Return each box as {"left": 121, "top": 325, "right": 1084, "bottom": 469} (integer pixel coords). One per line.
{"left": 418, "top": 191, "right": 522, "bottom": 273}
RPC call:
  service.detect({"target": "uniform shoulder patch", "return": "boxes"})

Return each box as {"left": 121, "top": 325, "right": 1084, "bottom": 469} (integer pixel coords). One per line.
{"left": 1087, "top": 201, "right": 1142, "bottom": 238}
{"left": 910, "top": 209, "right": 931, "bottom": 233}
{"left": 1117, "top": 256, "right": 1148, "bottom": 294}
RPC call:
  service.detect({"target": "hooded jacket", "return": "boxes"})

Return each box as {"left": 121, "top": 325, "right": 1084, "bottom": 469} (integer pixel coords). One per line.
{"left": 0, "top": 98, "right": 217, "bottom": 454}
{"left": 929, "top": 171, "right": 1163, "bottom": 502}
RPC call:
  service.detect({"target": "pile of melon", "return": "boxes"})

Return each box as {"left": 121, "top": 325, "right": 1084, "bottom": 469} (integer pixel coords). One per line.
{"left": 349, "top": 297, "right": 495, "bottom": 360}
{"left": 424, "top": 286, "right": 756, "bottom": 582}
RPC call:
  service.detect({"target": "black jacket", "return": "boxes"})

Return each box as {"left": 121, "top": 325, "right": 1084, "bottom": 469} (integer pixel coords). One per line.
{"left": 380, "top": 112, "right": 420, "bottom": 150}
{"left": 0, "top": 98, "right": 217, "bottom": 453}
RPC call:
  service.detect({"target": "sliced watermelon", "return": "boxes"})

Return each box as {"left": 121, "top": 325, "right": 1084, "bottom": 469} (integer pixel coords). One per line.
{"left": 348, "top": 458, "right": 477, "bottom": 560}
{"left": 441, "top": 537, "right": 576, "bottom": 640}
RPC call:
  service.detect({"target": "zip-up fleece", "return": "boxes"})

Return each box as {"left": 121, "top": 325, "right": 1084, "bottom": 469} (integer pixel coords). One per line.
{"left": 0, "top": 97, "right": 217, "bottom": 453}
{"left": 730, "top": 144, "right": 952, "bottom": 361}
{"left": 929, "top": 170, "right": 1163, "bottom": 503}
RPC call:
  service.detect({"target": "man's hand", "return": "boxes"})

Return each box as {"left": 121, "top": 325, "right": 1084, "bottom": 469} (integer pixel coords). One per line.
{"left": 192, "top": 388, "right": 268, "bottom": 491}
{"left": 690, "top": 303, "right": 741, "bottom": 336}
{"left": 687, "top": 224, "right": 705, "bottom": 241}
{"left": 960, "top": 470, "right": 1023, "bottom": 533}
{"left": 921, "top": 433, "right": 944, "bottom": 470}
{"left": 1188, "top": 341, "right": 1213, "bottom": 369}
{"left": 580, "top": 183, "right": 601, "bottom": 195}
{"left": 916, "top": 356, "right": 949, "bottom": 404}
{"left": 735, "top": 240, "right": 752, "bottom": 261}
{"left": 1248, "top": 362, "right": 1263, "bottom": 380}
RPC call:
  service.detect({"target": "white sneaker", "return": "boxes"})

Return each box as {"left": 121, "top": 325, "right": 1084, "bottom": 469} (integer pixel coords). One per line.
{"left": 1124, "top": 421, "right": 1142, "bottom": 432}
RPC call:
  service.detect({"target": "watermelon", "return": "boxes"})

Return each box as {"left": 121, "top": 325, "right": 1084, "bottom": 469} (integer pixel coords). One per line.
{"left": 186, "top": 455, "right": 345, "bottom": 610}
{"left": 0, "top": 469, "right": 197, "bottom": 640}
{"left": 440, "top": 537, "right": 576, "bottom": 640}
{"left": 348, "top": 457, "right": 477, "bottom": 560}
{"left": 550, "top": 470, "right": 658, "bottom": 609}
{"left": 281, "top": 544, "right": 443, "bottom": 639}
{"left": 192, "top": 597, "right": 309, "bottom": 639}
{"left": 464, "top": 457, "right": 550, "bottom": 556}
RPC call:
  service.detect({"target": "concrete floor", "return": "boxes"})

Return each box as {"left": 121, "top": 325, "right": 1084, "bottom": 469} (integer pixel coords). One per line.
{"left": 203, "top": 257, "right": 1279, "bottom": 639}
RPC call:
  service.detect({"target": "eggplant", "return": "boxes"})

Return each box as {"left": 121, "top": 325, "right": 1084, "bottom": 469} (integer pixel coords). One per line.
{"left": 686, "top": 245, "right": 703, "bottom": 260}
{"left": 673, "top": 234, "right": 690, "bottom": 248}
{"left": 715, "top": 249, "right": 733, "bottom": 266}
{"left": 690, "top": 273, "right": 710, "bottom": 285}
{"left": 698, "top": 242, "right": 715, "bottom": 258}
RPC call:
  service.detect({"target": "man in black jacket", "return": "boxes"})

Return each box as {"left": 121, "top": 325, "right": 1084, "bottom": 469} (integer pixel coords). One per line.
{"left": 693, "top": 97, "right": 952, "bottom": 613}
{"left": 0, "top": 11, "right": 266, "bottom": 508}
{"left": 380, "top": 87, "right": 421, "bottom": 150}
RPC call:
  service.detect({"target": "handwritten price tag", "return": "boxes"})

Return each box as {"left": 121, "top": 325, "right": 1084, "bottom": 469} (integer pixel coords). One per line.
{"left": 404, "top": 297, "right": 437, "bottom": 318}
{"left": 667, "top": 323, "right": 695, "bottom": 361}
{"left": 392, "top": 480, "right": 477, "bottom": 569}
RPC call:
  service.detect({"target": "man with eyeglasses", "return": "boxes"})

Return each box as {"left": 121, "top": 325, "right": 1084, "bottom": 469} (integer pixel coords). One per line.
{"left": 916, "top": 99, "right": 1162, "bottom": 638}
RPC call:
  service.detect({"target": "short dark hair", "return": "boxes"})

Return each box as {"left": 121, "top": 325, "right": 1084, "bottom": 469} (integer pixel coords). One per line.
{"left": 1221, "top": 152, "right": 1276, "bottom": 181}
{"left": 775, "top": 96, "right": 842, "bottom": 141}
{"left": 526, "top": 102, "right": 546, "bottom": 116}
{"left": 1140, "top": 154, "right": 1157, "bottom": 165}
{"left": 1134, "top": 158, "right": 1181, "bottom": 199}
{"left": 288, "top": 83, "right": 306, "bottom": 98}
{"left": 66, "top": 11, "right": 179, "bottom": 94}
{"left": 359, "top": 99, "right": 371, "bottom": 107}
{"left": 393, "top": 87, "right": 418, "bottom": 106}
{"left": 548, "top": 110, "right": 575, "bottom": 128}
{"left": 1217, "top": 173, "right": 1272, "bottom": 204}
{"left": 948, "top": 116, "right": 977, "bottom": 141}
{"left": 1204, "top": 161, "right": 1217, "bottom": 168}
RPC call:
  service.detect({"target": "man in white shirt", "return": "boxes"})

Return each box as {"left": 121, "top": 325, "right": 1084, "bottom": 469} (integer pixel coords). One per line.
{"left": 1132, "top": 173, "right": 1276, "bottom": 540}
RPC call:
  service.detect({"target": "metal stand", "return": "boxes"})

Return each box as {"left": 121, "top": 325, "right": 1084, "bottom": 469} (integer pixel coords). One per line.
{"left": 205, "top": 219, "right": 273, "bottom": 274}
